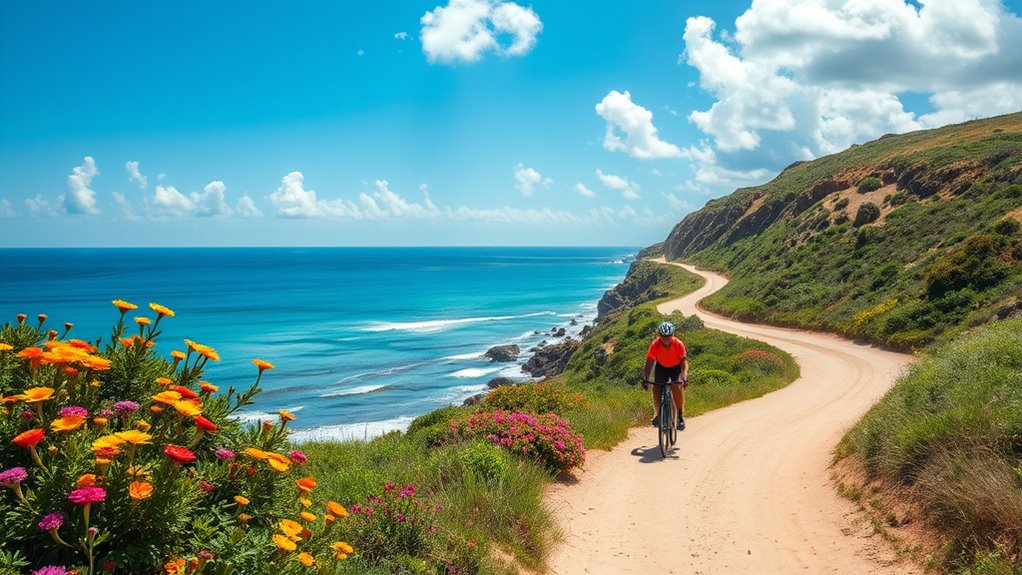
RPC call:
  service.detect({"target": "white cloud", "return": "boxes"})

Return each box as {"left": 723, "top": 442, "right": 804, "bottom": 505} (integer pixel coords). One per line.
{"left": 25, "top": 195, "right": 59, "bottom": 218}
{"left": 360, "top": 180, "right": 440, "bottom": 218}
{"left": 0, "top": 199, "right": 15, "bottom": 218}
{"left": 64, "top": 156, "right": 100, "bottom": 214}
{"left": 269, "top": 171, "right": 360, "bottom": 218}
{"left": 236, "top": 194, "right": 262, "bottom": 218}
{"left": 662, "top": 192, "right": 695, "bottom": 212}
{"left": 595, "top": 90, "right": 683, "bottom": 159}
{"left": 395, "top": 31, "right": 408, "bottom": 40}
{"left": 420, "top": 0, "right": 542, "bottom": 64}
{"left": 152, "top": 185, "right": 195, "bottom": 217}
{"left": 125, "top": 161, "right": 148, "bottom": 189}
{"left": 513, "top": 163, "right": 551, "bottom": 196}
{"left": 596, "top": 169, "right": 641, "bottom": 200}
{"left": 190, "top": 181, "right": 233, "bottom": 217}
{"left": 680, "top": 0, "right": 1022, "bottom": 194}
{"left": 446, "top": 205, "right": 581, "bottom": 224}
{"left": 575, "top": 183, "right": 596, "bottom": 198}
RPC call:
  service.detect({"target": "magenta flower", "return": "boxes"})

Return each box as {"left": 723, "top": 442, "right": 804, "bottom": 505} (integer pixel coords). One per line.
{"left": 32, "top": 566, "right": 68, "bottom": 575}
{"left": 37, "top": 511, "right": 65, "bottom": 531}
{"left": 68, "top": 487, "right": 106, "bottom": 504}
{"left": 113, "top": 401, "right": 139, "bottom": 414}
{"left": 399, "top": 484, "right": 416, "bottom": 498}
{"left": 199, "top": 481, "right": 214, "bottom": 493}
{"left": 215, "top": 448, "right": 236, "bottom": 460}
{"left": 288, "top": 449, "right": 308, "bottom": 464}
{"left": 59, "top": 406, "right": 89, "bottom": 418}
{"left": 0, "top": 466, "right": 28, "bottom": 486}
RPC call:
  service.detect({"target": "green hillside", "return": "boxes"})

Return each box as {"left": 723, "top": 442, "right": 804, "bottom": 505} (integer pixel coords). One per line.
{"left": 664, "top": 112, "right": 1022, "bottom": 350}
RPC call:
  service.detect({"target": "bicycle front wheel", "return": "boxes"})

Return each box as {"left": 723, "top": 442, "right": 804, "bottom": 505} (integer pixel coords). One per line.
{"left": 658, "top": 398, "right": 672, "bottom": 458}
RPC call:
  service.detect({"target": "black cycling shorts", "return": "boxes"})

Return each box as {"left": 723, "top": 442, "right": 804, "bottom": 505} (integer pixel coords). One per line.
{"left": 653, "top": 363, "right": 682, "bottom": 384}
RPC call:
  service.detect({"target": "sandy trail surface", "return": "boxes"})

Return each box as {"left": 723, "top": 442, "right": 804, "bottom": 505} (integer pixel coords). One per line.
{"left": 542, "top": 261, "right": 921, "bottom": 575}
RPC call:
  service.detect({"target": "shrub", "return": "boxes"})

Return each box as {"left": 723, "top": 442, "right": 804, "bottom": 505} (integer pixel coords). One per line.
{"left": 458, "top": 440, "right": 512, "bottom": 482}
{"left": 451, "top": 411, "right": 585, "bottom": 474}
{"left": 854, "top": 202, "right": 881, "bottom": 227}
{"left": 991, "top": 217, "right": 1020, "bottom": 236}
{"left": 857, "top": 176, "right": 883, "bottom": 193}
{"left": 732, "top": 349, "right": 785, "bottom": 375}
{"left": 340, "top": 482, "right": 439, "bottom": 565}
{"left": 0, "top": 304, "right": 357, "bottom": 575}
{"left": 833, "top": 197, "right": 849, "bottom": 210}
{"left": 483, "top": 383, "right": 581, "bottom": 415}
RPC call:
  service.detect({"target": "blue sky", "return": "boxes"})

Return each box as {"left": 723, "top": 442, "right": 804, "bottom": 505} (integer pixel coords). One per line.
{"left": 2, "top": 0, "right": 1021, "bottom": 247}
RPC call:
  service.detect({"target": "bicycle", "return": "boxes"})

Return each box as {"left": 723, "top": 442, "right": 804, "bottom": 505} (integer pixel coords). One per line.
{"left": 641, "top": 378, "right": 686, "bottom": 458}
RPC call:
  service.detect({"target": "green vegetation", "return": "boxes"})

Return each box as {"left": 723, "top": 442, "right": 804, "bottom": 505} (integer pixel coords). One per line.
{"left": 670, "top": 113, "right": 1022, "bottom": 351}
{"left": 0, "top": 262, "right": 799, "bottom": 575}
{"left": 836, "top": 319, "right": 1022, "bottom": 573}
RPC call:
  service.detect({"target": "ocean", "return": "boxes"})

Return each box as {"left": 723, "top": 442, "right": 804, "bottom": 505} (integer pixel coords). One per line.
{"left": 0, "top": 247, "right": 635, "bottom": 441}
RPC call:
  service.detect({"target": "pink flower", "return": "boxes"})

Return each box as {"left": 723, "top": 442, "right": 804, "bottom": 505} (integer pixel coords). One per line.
{"left": 68, "top": 487, "right": 106, "bottom": 504}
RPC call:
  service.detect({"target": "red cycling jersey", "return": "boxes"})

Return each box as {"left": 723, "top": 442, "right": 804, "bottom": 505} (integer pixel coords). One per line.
{"left": 646, "top": 337, "right": 686, "bottom": 367}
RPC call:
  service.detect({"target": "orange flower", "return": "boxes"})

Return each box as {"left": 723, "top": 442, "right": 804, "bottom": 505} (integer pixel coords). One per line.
{"left": 199, "top": 382, "right": 219, "bottom": 393}
{"left": 152, "top": 390, "right": 183, "bottom": 405}
{"left": 300, "top": 511, "right": 317, "bottom": 522}
{"left": 134, "top": 316, "right": 151, "bottom": 326}
{"left": 129, "top": 481, "right": 153, "bottom": 500}
{"left": 50, "top": 416, "right": 86, "bottom": 433}
{"left": 93, "top": 417, "right": 108, "bottom": 427}
{"left": 173, "top": 386, "right": 199, "bottom": 400}
{"left": 296, "top": 477, "right": 317, "bottom": 493}
{"left": 135, "top": 420, "right": 152, "bottom": 432}
{"left": 119, "top": 337, "right": 135, "bottom": 348}
{"left": 155, "top": 377, "right": 174, "bottom": 385}
{"left": 149, "top": 302, "right": 175, "bottom": 317}
{"left": 272, "top": 534, "right": 296, "bottom": 552}
{"left": 278, "top": 519, "right": 303, "bottom": 538}
{"left": 252, "top": 359, "right": 275, "bottom": 371}
{"left": 279, "top": 410, "right": 296, "bottom": 423}
{"left": 324, "top": 513, "right": 336, "bottom": 524}
{"left": 297, "top": 552, "right": 315, "bottom": 567}
{"left": 331, "top": 541, "right": 353, "bottom": 560}
{"left": 170, "top": 350, "right": 186, "bottom": 361}
{"left": 326, "top": 501, "right": 348, "bottom": 517}
{"left": 267, "top": 456, "right": 291, "bottom": 473}
{"left": 244, "top": 447, "right": 270, "bottom": 460}
{"left": 77, "top": 473, "right": 98, "bottom": 488}
{"left": 115, "top": 430, "right": 153, "bottom": 445}
{"left": 238, "top": 512, "right": 252, "bottom": 523}
{"left": 12, "top": 428, "right": 45, "bottom": 448}
{"left": 172, "top": 400, "right": 203, "bottom": 417}
{"left": 113, "top": 299, "right": 138, "bottom": 312}
{"left": 184, "top": 339, "right": 220, "bottom": 362}
{"left": 20, "top": 386, "right": 54, "bottom": 403}
{"left": 234, "top": 495, "right": 250, "bottom": 506}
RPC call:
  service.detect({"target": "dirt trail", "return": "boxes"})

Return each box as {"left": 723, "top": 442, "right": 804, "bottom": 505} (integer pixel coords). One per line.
{"left": 542, "top": 261, "right": 921, "bottom": 575}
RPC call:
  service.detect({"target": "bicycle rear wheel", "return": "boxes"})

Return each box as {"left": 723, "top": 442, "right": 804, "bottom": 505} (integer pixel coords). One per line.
{"left": 669, "top": 411, "right": 678, "bottom": 446}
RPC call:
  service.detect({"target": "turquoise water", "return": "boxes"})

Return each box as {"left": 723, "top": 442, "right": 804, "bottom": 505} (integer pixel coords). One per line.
{"left": 0, "top": 247, "right": 635, "bottom": 440}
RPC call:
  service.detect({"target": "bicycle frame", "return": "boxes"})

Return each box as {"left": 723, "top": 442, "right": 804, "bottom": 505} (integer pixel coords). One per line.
{"left": 652, "top": 380, "right": 682, "bottom": 458}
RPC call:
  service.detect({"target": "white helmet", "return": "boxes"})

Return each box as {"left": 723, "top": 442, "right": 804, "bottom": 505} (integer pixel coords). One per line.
{"left": 657, "top": 321, "right": 675, "bottom": 336}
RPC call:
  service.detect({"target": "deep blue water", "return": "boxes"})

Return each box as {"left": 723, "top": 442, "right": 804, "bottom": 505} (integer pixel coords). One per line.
{"left": 0, "top": 247, "right": 635, "bottom": 441}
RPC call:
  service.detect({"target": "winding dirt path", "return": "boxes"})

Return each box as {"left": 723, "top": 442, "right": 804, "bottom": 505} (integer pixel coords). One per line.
{"left": 542, "top": 261, "right": 920, "bottom": 575}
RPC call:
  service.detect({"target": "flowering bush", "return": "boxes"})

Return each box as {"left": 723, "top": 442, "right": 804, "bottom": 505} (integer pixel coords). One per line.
{"left": 0, "top": 304, "right": 355, "bottom": 575}
{"left": 340, "top": 482, "right": 439, "bottom": 565}
{"left": 482, "top": 383, "right": 583, "bottom": 415}
{"left": 450, "top": 411, "right": 585, "bottom": 474}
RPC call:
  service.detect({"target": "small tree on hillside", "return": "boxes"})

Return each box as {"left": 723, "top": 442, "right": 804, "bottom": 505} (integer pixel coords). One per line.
{"left": 854, "top": 202, "right": 881, "bottom": 227}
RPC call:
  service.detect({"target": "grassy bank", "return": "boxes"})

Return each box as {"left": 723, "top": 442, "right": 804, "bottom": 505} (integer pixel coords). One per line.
{"left": 836, "top": 319, "right": 1022, "bottom": 573}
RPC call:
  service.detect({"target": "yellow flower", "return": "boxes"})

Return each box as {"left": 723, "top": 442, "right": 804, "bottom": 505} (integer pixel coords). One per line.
{"left": 252, "top": 358, "right": 275, "bottom": 371}
{"left": 21, "top": 387, "right": 55, "bottom": 403}
{"left": 299, "top": 496, "right": 312, "bottom": 508}
{"left": 278, "top": 409, "right": 296, "bottom": 422}
{"left": 278, "top": 519, "right": 303, "bottom": 539}
{"left": 267, "top": 457, "right": 291, "bottom": 473}
{"left": 149, "top": 302, "right": 175, "bottom": 317}
{"left": 272, "top": 534, "right": 296, "bottom": 552}
{"left": 134, "top": 316, "right": 151, "bottom": 326}
{"left": 171, "top": 399, "right": 203, "bottom": 417}
{"left": 326, "top": 501, "right": 348, "bottom": 518}
{"left": 297, "top": 552, "right": 315, "bottom": 567}
{"left": 0, "top": 343, "right": 13, "bottom": 352}
{"left": 113, "top": 299, "right": 138, "bottom": 312}
{"left": 331, "top": 541, "right": 353, "bottom": 560}
{"left": 300, "top": 512, "right": 317, "bottom": 522}
{"left": 129, "top": 481, "right": 153, "bottom": 500}
{"left": 171, "top": 350, "right": 186, "bottom": 361}
{"left": 115, "top": 430, "right": 153, "bottom": 445}
{"left": 50, "top": 415, "right": 86, "bottom": 433}
{"left": 93, "top": 434, "right": 126, "bottom": 455}
{"left": 234, "top": 495, "right": 250, "bottom": 506}
{"left": 152, "top": 390, "right": 183, "bottom": 405}
{"left": 155, "top": 377, "right": 174, "bottom": 385}
{"left": 135, "top": 420, "right": 152, "bottom": 432}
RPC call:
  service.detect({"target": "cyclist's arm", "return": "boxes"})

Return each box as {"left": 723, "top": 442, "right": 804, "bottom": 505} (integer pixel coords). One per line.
{"left": 642, "top": 358, "right": 656, "bottom": 383}
{"left": 681, "top": 356, "right": 689, "bottom": 384}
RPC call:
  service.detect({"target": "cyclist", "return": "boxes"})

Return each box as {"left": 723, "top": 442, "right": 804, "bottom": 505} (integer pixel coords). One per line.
{"left": 642, "top": 321, "right": 689, "bottom": 430}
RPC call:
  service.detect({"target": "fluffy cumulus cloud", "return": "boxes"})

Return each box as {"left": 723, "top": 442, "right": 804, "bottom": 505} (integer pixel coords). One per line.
{"left": 595, "top": 91, "right": 683, "bottom": 159}
{"left": 235, "top": 195, "right": 262, "bottom": 218}
{"left": 0, "top": 199, "right": 15, "bottom": 218}
{"left": 64, "top": 156, "right": 100, "bottom": 214}
{"left": 148, "top": 180, "right": 239, "bottom": 218}
{"left": 575, "top": 183, "right": 596, "bottom": 198}
{"left": 596, "top": 169, "right": 641, "bottom": 200}
{"left": 25, "top": 195, "right": 59, "bottom": 218}
{"left": 420, "top": 0, "right": 542, "bottom": 64}
{"left": 125, "top": 161, "right": 148, "bottom": 189}
{"left": 680, "top": 0, "right": 1022, "bottom": 193}
{"left": 513, "top": 163, "right": 551, "bottom": 196}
